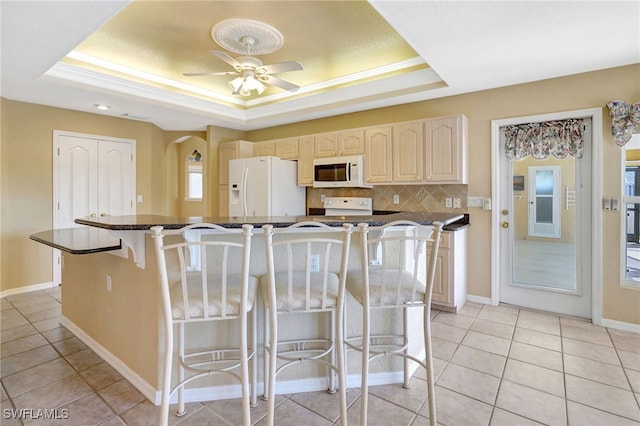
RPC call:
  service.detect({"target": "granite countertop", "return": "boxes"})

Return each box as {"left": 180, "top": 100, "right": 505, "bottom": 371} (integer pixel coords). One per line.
{"left": 30, "top": 228, "right": 122, "bottom": 254}
{"left": 33, "top": 213, "right": 468, "bottom": 256}
{"left": 74, "top": 212, "right": 467, "bottom": 231}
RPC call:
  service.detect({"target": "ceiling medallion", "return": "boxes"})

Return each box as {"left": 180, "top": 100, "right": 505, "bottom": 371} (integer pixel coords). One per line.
{"left": 211, "top": 19, "right": 284, "bottom": 55}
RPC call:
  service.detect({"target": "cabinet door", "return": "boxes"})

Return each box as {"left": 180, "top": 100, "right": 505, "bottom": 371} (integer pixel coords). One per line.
{"left": 392, "top": 121, "right": 424, "bottom": 182}
{"left": 338, "top": 129, "right": 365, "bottom": 155}
{"left": 218, "top": 142, "right": 236, "bottom": 185}
{"left": 218, "top": 184, "right": 229, "bottom": 216}
{"left": 297, "top": 136, "right": 314, "bottom": 186}
{"left": 430, "top": 248, "right": 451, "bottom": 305}
{"left": 314, "top": 132, "right": 338, "bottom": 157}
{"left": 424, "top": 115, "right": 467, "bottom": 183}
{"left": 275, "top": 137, "right": 299, "bottom": 159}
{"left": 218, "top": 140, "right": 253, "bottom": 184}
{"left": 364, "top": 126, "right": 393, "bottom": 183}
{"left": 254, "top": 141, "right": 276, "bottom": 157}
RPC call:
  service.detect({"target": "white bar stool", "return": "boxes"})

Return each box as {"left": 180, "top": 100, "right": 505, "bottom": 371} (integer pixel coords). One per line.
{"left": 261, "top": 222, "right": 353, "bottom": 426}
{"left": 151, "top": 223, "right": 258, "bottom": 426}
{"left": 345, "top": 220, "right": 443, "bottom": 426}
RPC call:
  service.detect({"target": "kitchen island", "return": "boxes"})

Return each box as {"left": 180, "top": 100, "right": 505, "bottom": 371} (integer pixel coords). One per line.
{"left": 32, "top": 213, "right": 466, "bottom": 405}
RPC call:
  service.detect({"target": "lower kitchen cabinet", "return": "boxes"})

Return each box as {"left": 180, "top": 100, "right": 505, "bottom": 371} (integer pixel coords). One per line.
{"left": 429, "top": 228, "right": 467, "bottom": 312}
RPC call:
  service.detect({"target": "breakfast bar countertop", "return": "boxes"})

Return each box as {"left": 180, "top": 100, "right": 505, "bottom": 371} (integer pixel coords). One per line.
{"left": 74, "top": 212, "right": 467, "bottom": 231}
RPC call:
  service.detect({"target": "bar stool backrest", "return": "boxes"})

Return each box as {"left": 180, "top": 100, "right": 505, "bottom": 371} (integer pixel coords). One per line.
{"left": 151, "top": 223, "right": 254, "bottom": 323}
{"left": 262, "top": 222, "right": 353, "bottom": 314}
{"left": 357, "top": 220, "right": 443, "bottom": 308}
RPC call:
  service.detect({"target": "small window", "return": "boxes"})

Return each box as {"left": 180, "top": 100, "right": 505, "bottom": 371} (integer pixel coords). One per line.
{"left": 186, "top": 149, "right": 203, "bottom": 201}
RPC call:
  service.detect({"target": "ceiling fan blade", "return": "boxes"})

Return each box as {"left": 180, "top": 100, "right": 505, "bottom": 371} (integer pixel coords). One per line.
{"left": 183, "top": 71, "right": 239, "bottom": 77}
{"left": 210, "top": 50, "right": 243, "bottom": 71}
{"left": 261, "top": 74, "right": 300, "bottom": 92}
{"left": 257, "top": 61, "right": 303, "bottom": 74}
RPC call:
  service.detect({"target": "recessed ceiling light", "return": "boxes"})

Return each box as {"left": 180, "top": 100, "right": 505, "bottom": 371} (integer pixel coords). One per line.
{"left": 93, "top": 103, "right": 111, "bottom": 110}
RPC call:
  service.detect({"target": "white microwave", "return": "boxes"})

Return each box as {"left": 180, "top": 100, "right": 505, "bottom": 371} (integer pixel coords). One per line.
{"left": 312, "top": 155, "right": 372, "bottom": 188}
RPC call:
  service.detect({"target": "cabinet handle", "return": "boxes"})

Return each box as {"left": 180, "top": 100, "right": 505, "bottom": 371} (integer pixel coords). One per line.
{"left": 100, "top": 212, "right": 110, "bottom": 217}
{"left": 90, "top": 213, "right": 97, "bottom": 218}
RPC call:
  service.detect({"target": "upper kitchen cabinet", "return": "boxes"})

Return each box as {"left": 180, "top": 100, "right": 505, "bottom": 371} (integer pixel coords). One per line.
{"left": 297, "top": 136, "right": 314, "bottom": 186}
{"left": 392, "top": 121, "right": 424, "bottom": 182}
{"left": 314, "top": 130, "right": 365, "bottom": 157}
{"left": 218, "top": 140, "right": 254, "bottom": 185}
{"left": 364, "top": 126, "right": 393, "bottom": 183}
{"left": 424, "top": 115, "right": 468, "bottom": 184}
{"left": 254, "top": 141, "right": 276, "bottom": 157}
{"left": 253, "top": 138, "right": 298, "bottom": 159}
{"left": 274, "top": 137, "right": 299, "bottom": 159}
{"left": 313, "top": 132, "right": 338, "bottom": 157}
{"left": 337, "top": 129, "right": 365, "bottom": 156}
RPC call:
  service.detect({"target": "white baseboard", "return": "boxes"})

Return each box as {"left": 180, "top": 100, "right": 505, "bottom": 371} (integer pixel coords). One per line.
{"left": 600, "top": 318, "right": 640, "bottom": 334}
{"left": 465, "top": 294, "right": 493, "bottom": 305}
{"left": 60, "top": 316, "right": 158, "bottom": 403}
{"left": 465, "top": 295, "right": 640, "bottom": 334}
{"left": 0, "top": 281, "right": 58, "bottom": 299}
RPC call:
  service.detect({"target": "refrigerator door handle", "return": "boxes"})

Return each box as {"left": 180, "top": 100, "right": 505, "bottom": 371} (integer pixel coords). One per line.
{"left": 241, "top": 167, "right": 249, "bottom": 216}
{"left": 347, "top": 162, "right": 351, "bottom": 182}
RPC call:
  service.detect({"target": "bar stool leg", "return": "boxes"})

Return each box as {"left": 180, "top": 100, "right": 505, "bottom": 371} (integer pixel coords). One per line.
{"left": 177, "top": 323, "right": 186, "bottom": 416}
{"left": 424, "top": 307, "right": 436, "bottom": 426}
{"left": 402, "top": 308, "right": 410, "bottom": 389}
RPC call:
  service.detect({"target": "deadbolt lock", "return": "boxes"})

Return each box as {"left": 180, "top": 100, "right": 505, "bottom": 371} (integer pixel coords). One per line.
{"left": 501, "top": 209, "right": 509, "bottom": 216}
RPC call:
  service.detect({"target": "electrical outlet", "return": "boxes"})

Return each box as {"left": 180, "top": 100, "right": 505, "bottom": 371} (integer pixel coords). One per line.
{"left": 393, "top": 194, "right": 399, "bottom": 204}
{"left": 309, "top": 255, "right": 320, "bottom": 272}
{"left": 445, "top": 198, "right": 452, "bottom": 208}
{"left": 453, "top": 198, "right": 461, "bottom": 208}
{"left": 320, "top": 194, "right": 326, "bottom": 202}
{"left": 106, "top": 274, "right": 112, "bottom": 292}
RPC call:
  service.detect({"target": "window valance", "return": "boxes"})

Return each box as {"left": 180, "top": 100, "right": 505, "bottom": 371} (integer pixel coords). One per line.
{"left": 504, "top": 119, "right": 584, "bottom": 160}
{"left": 606, "top": 100, "right": 640, "bottom": 147}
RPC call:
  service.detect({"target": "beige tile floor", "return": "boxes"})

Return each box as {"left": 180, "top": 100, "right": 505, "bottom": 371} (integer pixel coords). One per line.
{"left": 1, "top": 286, "right": 639, "bottom": 425}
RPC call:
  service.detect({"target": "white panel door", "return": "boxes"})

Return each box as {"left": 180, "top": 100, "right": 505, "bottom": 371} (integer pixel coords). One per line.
{"left": 98, "top": 140, "right": 134, "bottom": 217}
{"left": 56, "top": 135, "right": 99, "bottom": 228}
{"left": 53, "top": 132, "right": 135, "bottom": 285}
{"left": 496, "top": 116, "right": 593, "bottom": 319}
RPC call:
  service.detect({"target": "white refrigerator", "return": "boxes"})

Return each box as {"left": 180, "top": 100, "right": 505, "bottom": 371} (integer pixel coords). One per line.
{"left": 228, "top": 156, "right": 306, "bottom": 217}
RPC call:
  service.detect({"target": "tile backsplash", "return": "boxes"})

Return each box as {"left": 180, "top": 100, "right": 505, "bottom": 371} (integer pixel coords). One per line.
{"left": 307, "top": 184, "right": 468, "bottom": 213}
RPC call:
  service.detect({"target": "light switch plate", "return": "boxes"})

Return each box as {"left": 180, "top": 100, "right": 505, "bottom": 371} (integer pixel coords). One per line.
{"left": 612, "top": 198, "right": 619, "bottom": 211}
{"left": 603, "top": 198, "right": 611, "bottom": 210}
{"left": 445, "top": 198, "right": 452, "bottom": 208}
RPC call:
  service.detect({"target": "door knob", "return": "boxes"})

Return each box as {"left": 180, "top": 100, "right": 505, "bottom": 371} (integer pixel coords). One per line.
{"left": 501, "top": 221, "right": 509, "bottom": 228}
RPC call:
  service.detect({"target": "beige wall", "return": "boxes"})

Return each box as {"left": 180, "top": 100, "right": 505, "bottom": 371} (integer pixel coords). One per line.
{"left": 246, "top": 64, "right": 640, "bottom": 325}
{"left": 0, "top": 100, "right": 162, "bottom": 292}
{"left": 2, "top": 64, "right": 639, "bottom": 324}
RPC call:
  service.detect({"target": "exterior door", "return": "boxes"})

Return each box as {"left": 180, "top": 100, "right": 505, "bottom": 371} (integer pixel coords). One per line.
{"left": 53, "top": 132, "right": 135, "bottom": 285}
{"left": 528, "top": 166, "right": 561, "bottom": 238}
{"left": 494, "top": 114, "right": 594, "bottom": 319}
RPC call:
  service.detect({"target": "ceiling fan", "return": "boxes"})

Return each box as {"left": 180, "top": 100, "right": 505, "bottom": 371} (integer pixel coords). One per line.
{"left": 184, "top": 36, "right": 303, "bottom": 97}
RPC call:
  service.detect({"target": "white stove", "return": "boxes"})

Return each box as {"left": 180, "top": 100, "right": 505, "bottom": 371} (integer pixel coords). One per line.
{"left": 324, "top": 197, "right": 372, "bottom": 216}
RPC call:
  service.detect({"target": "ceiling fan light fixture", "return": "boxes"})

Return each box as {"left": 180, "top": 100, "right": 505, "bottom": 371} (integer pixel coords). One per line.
{"left": 229, "top": 77, "right": 244, "bottom": 93}
{"left": 244, "top": 75, "right": 266, "bottom": 94}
